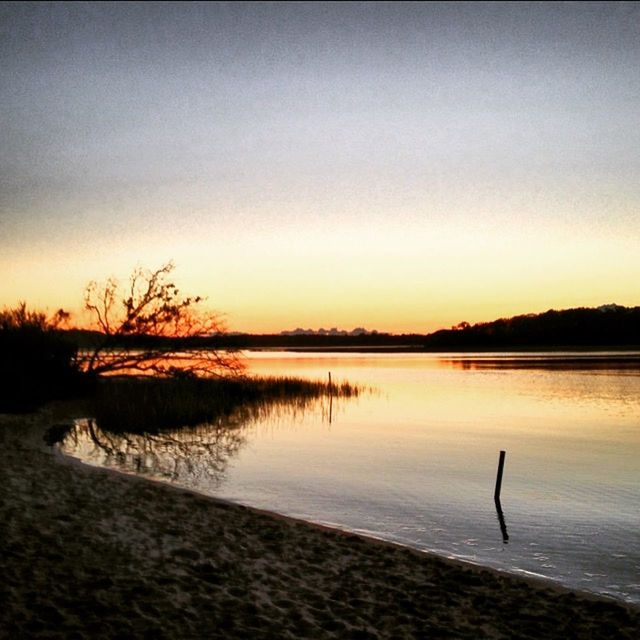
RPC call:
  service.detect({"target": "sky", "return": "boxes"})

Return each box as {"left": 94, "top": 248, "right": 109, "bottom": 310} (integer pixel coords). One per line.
{"left": 1, "top": 1, "right": 639, "bottom": 333}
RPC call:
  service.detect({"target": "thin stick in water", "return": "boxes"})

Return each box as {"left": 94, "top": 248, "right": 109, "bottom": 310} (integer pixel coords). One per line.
{"left": 494, "top": 450, "right": 506, "bottom": 501}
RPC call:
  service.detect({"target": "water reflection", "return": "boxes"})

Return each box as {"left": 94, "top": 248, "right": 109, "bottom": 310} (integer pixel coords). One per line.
{"left": 62, "top": 395, "right": 337, "bottom": 488}
{"left": 442, "top": 353, "right": 640, "bottom": 371}
{"left": 59, "top": 352, "right": 640, "bottom": 604}
{"left": 495, "top": 498, "right": 509, "bottom": 543}
{"left": 65, "top": 418, "right": 247, "bottom": 486}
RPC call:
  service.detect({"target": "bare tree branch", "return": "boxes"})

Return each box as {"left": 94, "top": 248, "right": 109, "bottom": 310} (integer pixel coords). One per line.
{"left": 79, "top": 262, "right": 244, "bottom": 378}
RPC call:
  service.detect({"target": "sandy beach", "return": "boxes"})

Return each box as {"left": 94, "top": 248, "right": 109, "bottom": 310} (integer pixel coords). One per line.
{"left": 1, "top": 407, "right": 639, "bottom": 639}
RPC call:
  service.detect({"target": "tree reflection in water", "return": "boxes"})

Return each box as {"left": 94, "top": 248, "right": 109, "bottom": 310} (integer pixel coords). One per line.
{"left": 62, "top": 395, "right": 332, "bottom": 488}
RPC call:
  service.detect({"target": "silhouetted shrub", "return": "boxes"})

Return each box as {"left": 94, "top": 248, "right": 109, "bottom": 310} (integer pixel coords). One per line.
{"left": 0, "top": 304, "right": 83, "bottom": 411}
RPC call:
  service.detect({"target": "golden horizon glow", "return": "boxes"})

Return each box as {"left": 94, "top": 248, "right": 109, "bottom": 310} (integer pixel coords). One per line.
{"left": 2, "top": 212, "right": 639, "bottom": 334}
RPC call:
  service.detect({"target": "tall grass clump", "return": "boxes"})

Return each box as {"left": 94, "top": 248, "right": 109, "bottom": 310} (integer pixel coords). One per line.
{"left": 89, "top": 375, "right": 361, "bottom": 434}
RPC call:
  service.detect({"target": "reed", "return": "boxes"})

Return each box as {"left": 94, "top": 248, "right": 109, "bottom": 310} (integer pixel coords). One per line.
{"left": 89, "top": 375, "right": 361, "bottom": 434}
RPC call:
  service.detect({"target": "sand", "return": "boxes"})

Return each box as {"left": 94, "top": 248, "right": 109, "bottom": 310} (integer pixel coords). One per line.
{"left": 1, "top": 407, "right": 639, "bottom": 639}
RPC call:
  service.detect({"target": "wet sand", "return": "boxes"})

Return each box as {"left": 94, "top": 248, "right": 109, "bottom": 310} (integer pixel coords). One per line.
{"left": 1, "top": 408, "right": 639, "bottom": 639}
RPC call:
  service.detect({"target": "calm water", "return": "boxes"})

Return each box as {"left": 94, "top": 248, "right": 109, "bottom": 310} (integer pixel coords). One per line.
{"left": 61, "top": 352, "right": 640, "bottom": 604}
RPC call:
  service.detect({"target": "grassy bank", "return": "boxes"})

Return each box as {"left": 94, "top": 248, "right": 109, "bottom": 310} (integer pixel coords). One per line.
{"left": 86, "top": 375, "right": 360, "bottom": 434}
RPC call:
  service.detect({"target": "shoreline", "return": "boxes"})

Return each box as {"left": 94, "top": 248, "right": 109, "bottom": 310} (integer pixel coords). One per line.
{"left": 2, "top": 407, "right": 639, "bottom": 638}
{"left": 58, "top": 441, "right": 638, "bottom": 612}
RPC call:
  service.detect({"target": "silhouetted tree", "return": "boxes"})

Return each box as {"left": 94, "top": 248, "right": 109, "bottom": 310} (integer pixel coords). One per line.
{"left": 79, "top": 262, "right": 244, "bottom": 378}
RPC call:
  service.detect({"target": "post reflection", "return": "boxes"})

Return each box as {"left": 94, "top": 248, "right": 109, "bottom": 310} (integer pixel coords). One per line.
{"left": 495, "top": 497, "right": 509, "bottom": 544}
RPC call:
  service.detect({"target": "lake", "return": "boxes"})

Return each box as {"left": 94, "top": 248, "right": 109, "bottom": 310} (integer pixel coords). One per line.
{"left": 60, "top": 351, "right": 640, "bottom": 605}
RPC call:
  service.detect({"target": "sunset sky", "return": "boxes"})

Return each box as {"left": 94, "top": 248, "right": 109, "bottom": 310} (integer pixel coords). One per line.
{"left": 1, "top": 1, "right": 639, "bottom": 333}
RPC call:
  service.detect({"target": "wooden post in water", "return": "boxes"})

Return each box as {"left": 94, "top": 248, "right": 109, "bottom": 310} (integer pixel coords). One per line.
{"left": 328, "top": 372, "right": 333, "bottom": 424}
{"left": 494, "top": 450, "right": 506, "bottom": 501}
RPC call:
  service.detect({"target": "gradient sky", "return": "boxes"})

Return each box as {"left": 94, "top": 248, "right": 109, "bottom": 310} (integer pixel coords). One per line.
{"left": 1, "top": 1, "right": 639, "bottom": 333}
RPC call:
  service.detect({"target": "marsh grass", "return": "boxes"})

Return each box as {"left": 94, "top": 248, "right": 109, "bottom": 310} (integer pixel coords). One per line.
{"left": 89, "top": 375, "right": 361, "bottom": 434}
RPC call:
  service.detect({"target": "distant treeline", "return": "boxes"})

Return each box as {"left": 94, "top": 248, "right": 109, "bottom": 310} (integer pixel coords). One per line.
{"left": 64, "top": 328, "right": 425, "bottom": 351}
{"left": 422, "top": 305, "right": 640, "bottom": 349}
{"left": 65, "top": 305, "right": 640, "bottom": 351}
